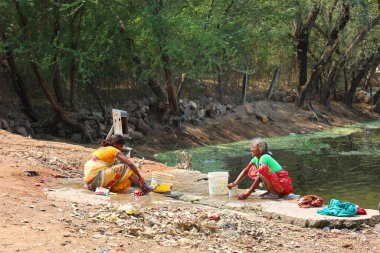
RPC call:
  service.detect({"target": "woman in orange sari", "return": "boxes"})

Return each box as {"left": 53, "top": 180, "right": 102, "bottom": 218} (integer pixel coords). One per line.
{"left": 228, "top": 138, "right": 293, "bottom": 200}
{"left": 83, "top": 135, "right": 154, "bottom": 194}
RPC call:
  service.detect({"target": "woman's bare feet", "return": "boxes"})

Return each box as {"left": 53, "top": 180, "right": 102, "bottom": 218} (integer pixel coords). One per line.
{"left": 259, "top": 191, "right": 270, "bottom": 197}
{"left": 259, "top": 192, "right": 280, "bottom": 199}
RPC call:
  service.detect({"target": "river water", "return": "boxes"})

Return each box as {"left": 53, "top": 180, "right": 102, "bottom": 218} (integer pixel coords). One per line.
{"left": 156, "top": 120, "right": 380, "bottom": 209}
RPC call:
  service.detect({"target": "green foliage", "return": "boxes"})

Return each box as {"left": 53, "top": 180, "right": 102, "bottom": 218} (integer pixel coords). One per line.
{"left": 1, "top": 0, "right": 379, "bottom": 105}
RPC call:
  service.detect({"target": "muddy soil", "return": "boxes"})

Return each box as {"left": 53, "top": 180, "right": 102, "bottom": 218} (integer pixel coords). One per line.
{"left": 1, "top": 100, "right": 380, "bottom": 252}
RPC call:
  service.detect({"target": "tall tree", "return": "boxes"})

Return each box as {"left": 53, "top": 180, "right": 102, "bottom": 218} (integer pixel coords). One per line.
{"left": 292, "top": 1, "right": 320, "bottom": 90}
{"left": 296, "top": 1, "right": 350, "bottom": 107}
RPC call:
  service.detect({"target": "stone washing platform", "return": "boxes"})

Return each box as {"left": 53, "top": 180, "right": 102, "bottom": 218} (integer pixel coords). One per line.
{"left": 165, "top": 169, "right": 380, "bottom": 229}
{"left": 170, "top": 191, "right": 380, "bottom": 228}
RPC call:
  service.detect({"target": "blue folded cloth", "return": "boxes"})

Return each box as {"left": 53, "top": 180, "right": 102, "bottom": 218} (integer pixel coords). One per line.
{"left": 317, "top": 199, "right": 358, "bottom": 217}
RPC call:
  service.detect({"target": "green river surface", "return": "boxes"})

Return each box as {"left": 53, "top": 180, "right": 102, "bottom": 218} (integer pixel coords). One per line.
{"left": 156, "top": 120, "right": 380, "bottom": 209}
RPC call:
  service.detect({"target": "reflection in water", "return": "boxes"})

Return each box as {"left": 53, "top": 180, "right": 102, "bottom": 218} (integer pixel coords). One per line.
{"left": 225, "top": 128, "right": 380, "bottom": 209}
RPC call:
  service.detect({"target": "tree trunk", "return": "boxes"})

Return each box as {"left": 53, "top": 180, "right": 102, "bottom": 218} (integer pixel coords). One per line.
{"left": 51, "top": 0, "right": 65, "bottom": 107}
{"left": 296, "top": 2, "right": 350, "bottom": 107}
{"left": 293, "top": 2, "right": 320, "bottom": 90}
{"left": 217, "top": 66, "right": 224, "bottom": 103}
{"left": 177, "top": 73, "right": 186, "bottom": 98}
{"left": 345, "top": 47, "right": 380, "bottom": 107}
{"left": 68, "top": 5, "right": 84, "bottom": 111}
{"left": 162, "top": 54, "right": 180, "bottom": 115}
{"left": 267, "top": 64, "right": 281, "bottom": 100}
{"left": 14, "top": 0, "right": 93, "bottom": 142}
{"left": 241, "top": 64, "right": 248, "bottom": 104}
{"left": 0, "top": 26, "right": 42, "bottom": 121}
{"left": 87, "top": 81, "right": 107, "bottom": 125}
{"left": 322, "top": 11, "right": 380, "bottom": 108}
{"left": 148, "top": 78, "right": 168, "bottom": 108}
{"left": 296, "top": 36, "right": 309, "bottom": 90}
{"left": 373, "top": 90, "right": 380, "bottom": 113}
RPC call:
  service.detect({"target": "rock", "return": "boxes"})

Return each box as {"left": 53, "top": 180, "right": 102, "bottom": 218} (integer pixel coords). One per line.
{"left": 7, "top": 112, "right": 17, "bottom": 120}
{"left": 57, "top": 129, "right": 66, "bottom": 138}
{"left": 24, "top": 120, "right": 32, "bottom": 129}
{"left": 99, "top": 123, "right": 106, "bottom": 132}
{"left": 183, "top": 108, "right": 192, "bottom": 121}
{"left": 245, "top": 103, "right": 254, "bottom": 115}
{"left": 226, "top": 104, "right": 233, "bottom": 110}
{"left": 16, "top": 127, "right": 28, "bottom": 136}
{"left": 8, "top": 120, "right": 15, "bottom": 128}
{"left": 131, "top": 131, "right": 144, "bottom": 140}
{"left": 24, "top": 170, "right": 40, "bottom": 177}
{"left": 137, "top": 100, "right": 146, "bottom": 108}
{"left": 282, "top": 95, "right": 294, "bottom": 103}
{"left": 92, "top": 111, "right": 104, "bottom": 121}
{"left": 188, "top": 101, "right": 197, "bottom": 110}
{"left": 70, "top": 133, "right": 82, "bottom": 143}
{"left": 196, "top": 109, "right": 205, "bottom": 119}
{"left": 135, "top": 119, "right": 150, "bottom": 134}
{"left": 190, "top": 119, "right": 201, "bottom": 126}
{"left": 128, "top": 125, "right": 135, "bottom": 132}
{"left": 206, "top": 103, "right": 218, "bottom": 118}
{"left": 255, "top": 112, "right": 270, "bottom": 124}
{"left": 220, "top": 105, "right": 227, "bottom": 115}
{"left": 0, "top": 119, "right": 8, "bottom": 129}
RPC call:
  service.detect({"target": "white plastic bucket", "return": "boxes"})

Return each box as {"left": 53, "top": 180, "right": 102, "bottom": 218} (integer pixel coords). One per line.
{"left": 151, "top": 172, "right": 175, "bottom": 193}
{"left": 208, "top": 172, "right": 229, "bottom": 195}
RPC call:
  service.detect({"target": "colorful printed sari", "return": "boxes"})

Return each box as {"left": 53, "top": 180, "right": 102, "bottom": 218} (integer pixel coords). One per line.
{"left": 258, "top": 164, "right": 293, "bottom": 195}
{"left": 83, "top": 160, "right": 135, "bottom": 192}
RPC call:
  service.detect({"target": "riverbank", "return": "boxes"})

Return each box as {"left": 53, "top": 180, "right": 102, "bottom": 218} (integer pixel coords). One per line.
{"left": 1, "top": 100, "right": 380, "bottom": 252}
{"left": 127, "top": 100, "right": 378, "bottom": 155}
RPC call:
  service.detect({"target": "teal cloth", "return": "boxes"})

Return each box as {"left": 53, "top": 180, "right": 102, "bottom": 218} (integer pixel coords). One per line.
{"left": 317, "top": 199, "right": 358, "bottom": 217}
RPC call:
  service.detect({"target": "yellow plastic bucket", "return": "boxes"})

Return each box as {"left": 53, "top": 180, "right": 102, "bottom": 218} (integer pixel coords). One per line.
{"left": 151, "top": 172, "right": 175, "bottom": 193}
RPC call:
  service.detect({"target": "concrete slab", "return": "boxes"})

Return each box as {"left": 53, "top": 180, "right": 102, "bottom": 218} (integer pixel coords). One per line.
{"left": 165, "top": 170, "right": 380, "bottom": 228}
{"left": 174, "top": 191, "right": 380, "bottom": 228}
{"left": 260, "top": 200, "right": 380, "bottom": 228}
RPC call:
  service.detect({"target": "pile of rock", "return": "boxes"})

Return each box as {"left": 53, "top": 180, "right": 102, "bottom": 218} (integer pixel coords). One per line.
{"left": 179, "top": 98, "right": 233, "bottom": 125}
{"left": 0, "top": 97, "right": 234, "bottom": 142}
{"left": 270, "top": 89, "right": 297, "bottom": 103}
{"left": 0, "top": 112, "right": 35, "bottom": 137}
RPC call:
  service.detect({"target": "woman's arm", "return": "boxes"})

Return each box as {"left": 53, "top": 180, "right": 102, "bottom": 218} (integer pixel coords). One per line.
{"left": 116, "top": 152, "right": 143, "bottom": 179}
{"left": 228, "top": 162, "right": 252, "bottom": 189}
{"left": 238, "top": 177, "right": 261, "bottom": 200}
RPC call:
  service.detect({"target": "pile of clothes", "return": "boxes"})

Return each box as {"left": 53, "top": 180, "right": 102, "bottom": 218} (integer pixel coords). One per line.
{"left": 298, "top": 195, "right": 367, "bottom": 217}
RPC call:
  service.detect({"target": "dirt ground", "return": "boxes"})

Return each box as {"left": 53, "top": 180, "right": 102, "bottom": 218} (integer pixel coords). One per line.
{"left": 1, "top": 100, "right": 380, "bottom": 253}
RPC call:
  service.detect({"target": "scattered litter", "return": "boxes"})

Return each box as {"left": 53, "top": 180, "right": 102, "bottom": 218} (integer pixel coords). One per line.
{"left": 208, "top": 214, "right": 221, "bottom": 221}
{"left": 132, "top": 189, "right": 144, "bottom": 196}
{"left": 98, "top": 247, "right": 109, "bottom": 253}
{"left": 95, "top": 187, "right": 110, "bottom": 196}
{"left": 24, "top": 170, "right": 39, "bottom": 177}
{"left": 221, "top": 222, "right": 237, "bottom": 230}
{"left": 118, "top": 204, "right": 142, "bottom": 216}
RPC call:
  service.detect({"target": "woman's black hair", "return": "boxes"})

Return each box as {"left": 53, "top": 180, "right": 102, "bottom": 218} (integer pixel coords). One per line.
{"left": 101, "top": 134, "right": 126, "bottom": 147}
